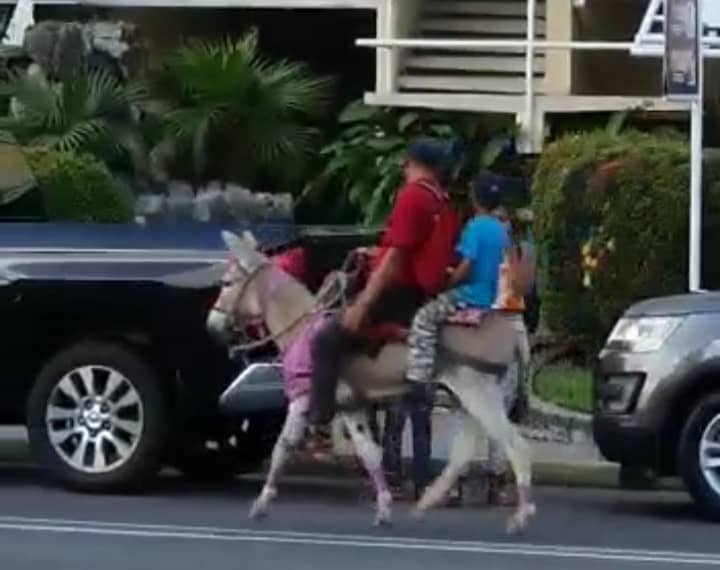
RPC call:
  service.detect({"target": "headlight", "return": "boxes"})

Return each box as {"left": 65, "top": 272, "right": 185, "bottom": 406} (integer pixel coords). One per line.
{"left": 606, "top": 316, "right": 683, "bottom": 352}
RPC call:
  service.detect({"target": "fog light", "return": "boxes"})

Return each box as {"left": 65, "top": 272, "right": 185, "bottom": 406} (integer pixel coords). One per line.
{"left": 599, "top": 374, "right": 644, "bottom": 414}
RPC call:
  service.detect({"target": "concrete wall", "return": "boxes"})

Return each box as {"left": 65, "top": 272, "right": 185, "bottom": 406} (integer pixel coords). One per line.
{"left": 572, "top": 0, "right": 661, "bottom": 96}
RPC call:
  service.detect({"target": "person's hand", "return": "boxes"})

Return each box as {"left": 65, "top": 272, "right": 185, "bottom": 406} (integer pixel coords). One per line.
{"left": 341, "top": 300, "right": 368, "bottom": 333}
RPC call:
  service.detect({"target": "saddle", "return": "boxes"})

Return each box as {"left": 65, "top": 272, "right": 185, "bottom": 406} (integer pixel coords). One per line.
{"left": 360, "top": 307, "right": 492, "bottom": 343}
{"left": 342, "top": 310, "right": 517, "bottom": 404}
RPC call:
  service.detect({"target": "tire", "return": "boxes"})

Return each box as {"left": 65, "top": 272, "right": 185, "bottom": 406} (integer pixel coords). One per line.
{"left": 27, "top": 341, "right": 170, "bottom": 493}
{"left": 677, "top": 391, "right": 720, "bottom": 520}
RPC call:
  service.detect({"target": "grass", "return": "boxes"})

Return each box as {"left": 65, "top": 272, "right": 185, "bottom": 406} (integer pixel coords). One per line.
{"left": 533, "top": 363, "right": 594, "bottom": 414}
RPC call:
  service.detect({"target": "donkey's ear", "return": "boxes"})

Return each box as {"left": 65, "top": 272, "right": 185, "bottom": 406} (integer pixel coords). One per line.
{"left": 222, "top": 230, "right": 265, "bottom": 272}
{"left": 221, "top": 230, "right": 246, "bottom": 257}
{"left": 241, "top": 230, "right": 259, "bottom": 250}
{"left": 222, "top": 230, "right": 252, "bottom": 261}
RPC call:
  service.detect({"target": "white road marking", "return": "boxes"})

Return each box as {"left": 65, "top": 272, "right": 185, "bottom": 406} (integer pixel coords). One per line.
{"left": 0, "top": 516, "right": 715, "bottom": 565}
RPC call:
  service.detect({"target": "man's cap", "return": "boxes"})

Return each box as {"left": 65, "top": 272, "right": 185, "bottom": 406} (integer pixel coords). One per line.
{"left": 407, "top": 137, "right": 452, "bottom": 172}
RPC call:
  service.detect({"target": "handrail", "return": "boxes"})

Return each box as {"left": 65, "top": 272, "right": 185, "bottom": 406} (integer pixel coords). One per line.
{"left": 356, "top": 38, "right": 720, "bottom": 51}
{"left": 524, "top": 0, "right": 537, "bottom": 152}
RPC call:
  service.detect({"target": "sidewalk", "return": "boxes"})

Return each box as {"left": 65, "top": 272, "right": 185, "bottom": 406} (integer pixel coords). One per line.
{"left": 0, "top": 423, "right": 681, "bottom": 491}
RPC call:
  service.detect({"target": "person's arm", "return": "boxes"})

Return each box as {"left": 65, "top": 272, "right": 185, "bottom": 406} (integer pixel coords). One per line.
{"left": 448, "top": 220, "right": 477, "bottom": 289}
{"left": 447, "top": 259, "right": 470, "bottom": 288}
{"left": 353, "top": 247, "right": 404, "bottom": 311}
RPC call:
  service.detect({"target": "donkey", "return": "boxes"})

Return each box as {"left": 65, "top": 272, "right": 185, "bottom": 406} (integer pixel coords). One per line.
{"left": 207, "top": 230, "right": 537, "bottom": 534}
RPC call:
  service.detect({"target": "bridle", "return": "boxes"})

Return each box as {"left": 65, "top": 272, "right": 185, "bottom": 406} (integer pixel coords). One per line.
{"left": 217, "top": 252, "right": 358, "bottom": 354}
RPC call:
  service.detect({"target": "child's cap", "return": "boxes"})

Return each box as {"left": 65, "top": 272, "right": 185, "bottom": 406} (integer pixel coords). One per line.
{"left": 473, "top": 171, "right": 504, "bottom": 211}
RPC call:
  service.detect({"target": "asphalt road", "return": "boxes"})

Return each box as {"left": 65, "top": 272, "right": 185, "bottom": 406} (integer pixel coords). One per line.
{"left": 0, "top": 465, "right": 717, "bottom": 570}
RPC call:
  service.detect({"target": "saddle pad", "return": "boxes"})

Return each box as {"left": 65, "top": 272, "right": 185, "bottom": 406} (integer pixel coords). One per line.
{"left": 445, "top": 308, "right": 488, "bottom": 327}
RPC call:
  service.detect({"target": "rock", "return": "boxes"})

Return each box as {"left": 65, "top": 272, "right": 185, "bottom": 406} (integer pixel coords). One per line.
{"left": 135, "top": 181, "right": 295, "bottom": 224}
{"left": 22, "top": 20, "right": 147, "bottom": 80}
{"left": 225, "top": 184, "right": 264, "bottom": 221}
{"left": 24, "top": 21, "right": 89, "bottom": 80}
{"left": 167, "top": 181, "right": 194, "bottom": 200}
{"left": 194, "top": 189, "right": 234, "bottom": 224}
{"left": 165, "top": 193, "right": 195, "bottom": 222}
{"left": 135, "top": 193, "right": 166, "bottom": 223}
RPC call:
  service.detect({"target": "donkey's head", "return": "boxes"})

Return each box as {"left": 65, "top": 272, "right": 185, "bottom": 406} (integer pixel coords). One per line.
{"left": 206, "top": 230, "right": 270, "bottom": 344}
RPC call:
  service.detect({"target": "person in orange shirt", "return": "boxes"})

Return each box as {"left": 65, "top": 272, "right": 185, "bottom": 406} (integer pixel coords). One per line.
{"left": 485, "top": 205, "right": 535, "bottom": 506}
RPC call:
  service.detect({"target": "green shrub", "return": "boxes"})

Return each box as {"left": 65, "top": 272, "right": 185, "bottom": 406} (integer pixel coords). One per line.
{"left": 533, "top": 364, "right": 593, "bottom": 414}
{"left": 303, "top": 99, "right": 517, "bottom": 226}
{"left": 25, "top": 147, "right": 134, "bottom": 223}
{"left": 532, "top": 130, "right": 720, "bottom": 356}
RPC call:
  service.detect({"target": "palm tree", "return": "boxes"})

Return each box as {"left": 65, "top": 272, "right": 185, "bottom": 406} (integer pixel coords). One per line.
{"left": 0, "top": 68, "right": 150, "bottom": 179}
{"left": 152, "top": 29, "right": 333, "bottom": 190}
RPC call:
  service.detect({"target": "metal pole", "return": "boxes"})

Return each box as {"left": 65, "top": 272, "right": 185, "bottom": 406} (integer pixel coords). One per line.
{"left": 689, "top": 2, "right": 705, "bottom": 292}
{"left": 524, "top": 0, "right": 537, "bottom": 150}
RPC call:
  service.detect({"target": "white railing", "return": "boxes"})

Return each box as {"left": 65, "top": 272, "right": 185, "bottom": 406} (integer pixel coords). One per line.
{"left": 357, "top": 34, "right": 720, "bottom": 150}
{"left": 524, "top": 0, "right": 537, "bottom": 139}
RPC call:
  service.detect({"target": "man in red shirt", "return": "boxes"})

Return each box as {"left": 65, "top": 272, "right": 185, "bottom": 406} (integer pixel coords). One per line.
{"left": 306, "top": 138, "right": 459, "bottom": 454}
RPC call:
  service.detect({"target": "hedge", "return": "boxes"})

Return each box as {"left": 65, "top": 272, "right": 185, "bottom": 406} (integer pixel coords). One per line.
{"left": 532, "top": 130, "right": 720, "bottom": 357}
{"left": 24, "top": 147, "right": 134, "bottom": 223}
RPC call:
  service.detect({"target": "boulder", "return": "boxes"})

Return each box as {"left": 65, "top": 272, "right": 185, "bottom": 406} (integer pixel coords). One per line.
{"left": 135, "top": 181, "right": 295, "bottom": 224}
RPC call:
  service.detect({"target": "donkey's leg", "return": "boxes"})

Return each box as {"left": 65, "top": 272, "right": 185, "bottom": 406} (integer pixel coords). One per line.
{"left": 413, "top": 410, "right": 480, "bottom": 518}
{"left": 341, "top": 410, "right": 393, "bottom": 527}
{"left": 249, "top": 395, "right": 309, "bottom": 520}
{"left": 444, "top": 367, "right": 536, "bottom": 535}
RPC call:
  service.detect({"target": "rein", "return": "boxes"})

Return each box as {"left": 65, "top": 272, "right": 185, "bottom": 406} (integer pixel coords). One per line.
{"left": 227, "top": 259, "right": 353, "bottom": 353}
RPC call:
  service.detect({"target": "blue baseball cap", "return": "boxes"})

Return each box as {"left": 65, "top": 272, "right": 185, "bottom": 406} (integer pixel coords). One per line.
{"left": 473, "top": 171, "right": 504, "bottom": 210}
{"left": 406, "top": 138, "right": 451, "bottom": 172}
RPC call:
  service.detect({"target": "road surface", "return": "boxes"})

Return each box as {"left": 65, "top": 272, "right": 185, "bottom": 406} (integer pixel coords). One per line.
{"left": 0, "top": 464, "right": 716, "bottom": 570}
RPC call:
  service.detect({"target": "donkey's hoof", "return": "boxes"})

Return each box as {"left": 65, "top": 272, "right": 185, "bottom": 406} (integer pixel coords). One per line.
{"left": 249, "top": 503, "right": 268, "bottom": 521}
{"left": 505, "top": 503, "right": 536, "bottom": 535}
{"left": 374, "top": 512, "right": 393, "bottom": 527}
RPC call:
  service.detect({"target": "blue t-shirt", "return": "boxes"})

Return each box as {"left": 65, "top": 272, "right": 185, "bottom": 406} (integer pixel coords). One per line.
{"left": 450, "top": 214, "right": 509, "bottom": 308}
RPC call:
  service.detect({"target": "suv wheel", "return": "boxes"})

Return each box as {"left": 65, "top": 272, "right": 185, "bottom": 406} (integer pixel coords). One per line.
{"left": 678, "top": 391, "right": 720, "bottom": 519}
{"left": 27, "top": 341, "right": 169, "bottom": 493}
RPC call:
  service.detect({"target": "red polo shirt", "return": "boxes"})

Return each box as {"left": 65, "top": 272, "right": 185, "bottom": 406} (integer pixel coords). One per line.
{"left": 370, "top": 179, "right": 448, "bottom": 293}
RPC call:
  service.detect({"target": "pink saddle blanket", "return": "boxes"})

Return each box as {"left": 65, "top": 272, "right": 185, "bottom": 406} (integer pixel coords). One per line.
{"left": 445, "top": 307, "right": 489, "bottom": 326}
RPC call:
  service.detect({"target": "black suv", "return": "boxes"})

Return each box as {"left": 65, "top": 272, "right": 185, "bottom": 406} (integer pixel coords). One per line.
{"left": 594, "top": 292, "right": 720, "bottom": 518}
{"left": 0, "top": 222, "right": 375, "bottom": 492}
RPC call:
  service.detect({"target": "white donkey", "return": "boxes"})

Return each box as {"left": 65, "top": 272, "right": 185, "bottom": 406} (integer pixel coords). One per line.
{"left": 207, "top": 230, "right": 536, "bottom": 534}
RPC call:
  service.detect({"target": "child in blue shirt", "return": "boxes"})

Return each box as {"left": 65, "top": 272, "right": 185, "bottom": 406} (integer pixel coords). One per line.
{"left": 406, "top": 173, "right": 509, "bottom": 384}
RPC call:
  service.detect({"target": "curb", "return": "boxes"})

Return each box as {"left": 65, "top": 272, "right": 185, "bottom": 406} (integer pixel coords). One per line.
{"left": 286, "top": 457, "right": 683, "bottom": 492}
{"left": 0, "top": 435, "right": 683, "bottom": 493}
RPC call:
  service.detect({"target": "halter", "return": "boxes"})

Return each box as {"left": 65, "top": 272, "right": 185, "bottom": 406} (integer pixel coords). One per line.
{"left": 220, "top": 255, "right": 353, "bottom": 354}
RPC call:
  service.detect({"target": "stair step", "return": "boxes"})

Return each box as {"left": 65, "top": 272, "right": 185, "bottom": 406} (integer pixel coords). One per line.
{"left": 420, "top": 17, "right": 546, "bottom": 36}
{"left": 405, "top": 54, "right": 545, "bottom": 74}
{"left": 424, "top": 1, "right": 546, "bottom": 18}
{"left": 398, "top": 73, "right": 543, "bottom": 94}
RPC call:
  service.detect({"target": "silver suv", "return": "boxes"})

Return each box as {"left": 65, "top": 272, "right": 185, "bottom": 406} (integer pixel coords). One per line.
{"left": 594, "top": 292, "right": 720, "bottom": 519}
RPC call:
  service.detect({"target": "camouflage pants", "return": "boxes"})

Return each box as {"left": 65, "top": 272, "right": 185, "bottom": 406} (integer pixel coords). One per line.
{"left": 406, "top": 293, "right": 463, "bottom": 383}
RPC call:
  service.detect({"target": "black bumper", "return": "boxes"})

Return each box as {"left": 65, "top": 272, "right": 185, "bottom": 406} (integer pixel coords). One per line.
{"left": 592, "top": 414, "right": 660, "bottom": 467}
